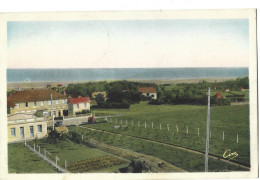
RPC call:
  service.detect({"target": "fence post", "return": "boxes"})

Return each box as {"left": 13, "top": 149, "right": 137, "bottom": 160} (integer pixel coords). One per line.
{"left": 56, "top": 156, "right": 59, "bottom": 166}
{"left": 132, "top": 120, "right": 133, "bottom": 126}
{"left": 34, "top": 143, "right": 35, "bottom": 151}
{"left": 167, "top": 124, "right": 169, "bottom": 131}
{"left": 145, "top": 122, "right": 146, "bottom": 128}
{"left": 198, "top": 128, "right": 200, "bottom": 137}
{"left": 210, "top": 129, "right": 211, "bottom": 138}
{"left": 223, "top": 131, "right": 225, "bottom": 141}
{"left": 176, "top": 125, "right": 178, "bottom": 133}
{"left": 65, "top": 160, "right": 67, "bottom": 171}
{"left": 237, "top": 134, "right": 238, "bottom": 143}
{"left": 116, "top": 119, "right": 117, "bottom": 124}
{"left": 120, "top": 120, "right": 122, "bottom": 124}
{"left": 186, "top": 126, "right": 188, "bottom": 134}
{"left": 138, "top": 121, "right": 140, "bottom": 127}
{"left": 152, "top": 122, "right": 153, "bottom": 129}
{"left": 82, "top": 134, "right": 84, "bottom": 141}
{"left": 160, "top": 123, "right": 161, "bottom": 130}
{"left": 24, "top": 141, "right": 26, "bottom": 146}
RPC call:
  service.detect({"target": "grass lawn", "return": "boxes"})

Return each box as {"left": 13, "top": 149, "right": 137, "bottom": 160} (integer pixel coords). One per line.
{"left": 8, "top": 143, "right": 58, "bottom": 173}
{"left": 27, "top": 140, "right": 111, "bottom": 167}
{"left": 69, "top": 126, "right": 246, "bottom": 172}
{"left": 88, "top": 102, "right": 249, "bottom": 168}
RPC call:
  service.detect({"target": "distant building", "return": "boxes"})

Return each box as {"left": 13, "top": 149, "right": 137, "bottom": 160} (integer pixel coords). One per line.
{"left": 8, "top": 113, "right": 48, "bottom": 143}
{"left": 7, "top": 89, "right": 68, "bottom": 118}
{"left": 91, "top": 91, "right": 107, "bottom": 99}
{"left": 215, "top": 92, "right": 222, "bottom": 99}
{"left": 68, "top": 97, "right": 91, "bottom": 115}
{"left": 138, "top": 87, "right": 157, "bottom": 100}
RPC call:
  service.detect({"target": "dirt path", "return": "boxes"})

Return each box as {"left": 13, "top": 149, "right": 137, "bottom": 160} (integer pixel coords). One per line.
{"left": 78, "top": 126, "right": 250, "bottom": 171}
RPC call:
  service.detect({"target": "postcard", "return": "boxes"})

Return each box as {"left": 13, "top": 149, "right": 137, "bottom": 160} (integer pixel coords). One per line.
{"left": 0, "top": 10, "right": 258, "bottom": 180}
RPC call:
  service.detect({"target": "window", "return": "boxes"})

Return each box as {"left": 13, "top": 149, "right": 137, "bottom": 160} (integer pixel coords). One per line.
{"left": 16, "top": 104, "right": 20, "bottom": 108}
{"left": 48, "top": 100, "right": 51, "bottom": 105}
{"left": 84, "top": 103, "right": 87, "bottom": 107}
{"left": 30, "top": 126, "right": 34, "bottom": 137}
{"left": 20, "top": 127, "right": 24, "bottom": 139}
{"left": 77, "top": 104, "right": 79, "bottom": 108}
{"left": 41, "top": 101, "right": 44, "bottom": 106}
{"left": 11, "top": 128, "right": 15, "bottom": 137}
{"left": 146, "top": 93, "right": 149, "bottom": 96}
{"left": 151, "top": 94, "right": 154, "bottom": 97}
{"left": 25, "top": 102, "right": 28, "bottom": 107}
{"left": 56, "top": 100, "right": 59, "bottom": 104}
{"left": 37, "top": 125, "right": 42, "bottom": 133}
{"left": 34, "top": 101, "right": 37, "bottom": 106}
{"left": 49, "top": 112, "right": 51, "bottom": 116}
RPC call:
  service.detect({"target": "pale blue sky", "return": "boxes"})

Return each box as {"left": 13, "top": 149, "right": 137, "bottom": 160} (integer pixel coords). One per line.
{"left": 7, "top": 19, "right": 249, "bottom": 68}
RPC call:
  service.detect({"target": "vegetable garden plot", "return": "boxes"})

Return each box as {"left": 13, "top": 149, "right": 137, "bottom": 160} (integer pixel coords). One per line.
{"left": 67, "top": 156, "right": 127, "bottom": 173}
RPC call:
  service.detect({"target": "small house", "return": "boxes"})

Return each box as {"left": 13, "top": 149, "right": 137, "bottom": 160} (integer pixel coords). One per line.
{"left": 68, "top": 97, "right": 91, "bottom": 115}
{"left": 8, "top": 113, "right": 48, "bottom": 143}
{"left": 55, "top": 126, "right": 69, "bottom": 134}
{"left": 138, "top": 87, "right": 157, "bottom": 100}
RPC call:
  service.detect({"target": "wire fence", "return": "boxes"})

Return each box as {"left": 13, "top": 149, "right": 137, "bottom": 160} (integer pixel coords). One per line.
{"left": 24, "top": 141, "right": 67, "bottom": 173}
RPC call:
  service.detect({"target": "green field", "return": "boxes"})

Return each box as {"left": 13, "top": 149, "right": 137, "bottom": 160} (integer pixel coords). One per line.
{"left": 8, "top": 143, "right": 58, "bottom": 173}
{"left": 9, "top": 140, "right": 129, "bottom": 173}
{"left": 85, "top": 102, "right": 250, "bottom": 171}
{"left": 27, "top": 140, "right": 129, "bottom": 171}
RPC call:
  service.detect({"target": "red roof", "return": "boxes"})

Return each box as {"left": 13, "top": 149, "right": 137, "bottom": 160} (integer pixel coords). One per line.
{"left": 68, "top": 97, "right": 91, "bottom": 104}
{"left": 138, "top": 87, "right": 157, "bottom": 93}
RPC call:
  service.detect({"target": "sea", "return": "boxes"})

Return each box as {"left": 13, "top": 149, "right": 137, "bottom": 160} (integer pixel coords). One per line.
{"left": 7, "top": 68, "right": 249, "bottom": 83}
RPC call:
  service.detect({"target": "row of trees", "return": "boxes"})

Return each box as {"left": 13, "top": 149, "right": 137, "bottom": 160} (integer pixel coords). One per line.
{"left": 64, "top": 77, "right": 248, "bottom": 107}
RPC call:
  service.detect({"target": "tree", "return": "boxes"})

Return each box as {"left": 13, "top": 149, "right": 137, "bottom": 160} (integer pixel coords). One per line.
{"left": 95, "top": 93, "right": 105, "bottom": 104}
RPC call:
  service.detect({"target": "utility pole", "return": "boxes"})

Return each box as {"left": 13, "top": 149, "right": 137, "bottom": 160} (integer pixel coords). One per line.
{"left": 51, "top": 94, "right": 54, "bottom": 130}
{"left": 205, "top": 87, "right": 211, "bottom": 172}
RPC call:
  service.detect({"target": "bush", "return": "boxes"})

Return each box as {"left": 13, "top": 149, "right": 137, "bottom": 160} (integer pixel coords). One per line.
{"left": 93, "top": 102, "right": 130, "bottom": 109}
{"left": 75, "top": 109, "right": 91, "bottom": 115}
{"left": 69, "top": 131, "right": 81, "bottom": 144}
{"left": 149, "top": 99, "right": 163, "bottom": 105}
{"left": 34, "top": 110, "right": 43, "bottom": 117}
{"left": 211, "top": 97, "right": 231, "bottom": 106}
{"left": 46, "top": 129, "right": 61, "bottom": 144}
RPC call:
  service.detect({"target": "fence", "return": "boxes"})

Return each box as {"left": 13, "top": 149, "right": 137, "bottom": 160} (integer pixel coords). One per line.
{"left": 24, "top": 141, "right": 67, "bottom": 173}
{"left": 106, "top": 118, "right": 241, "bottom": 143}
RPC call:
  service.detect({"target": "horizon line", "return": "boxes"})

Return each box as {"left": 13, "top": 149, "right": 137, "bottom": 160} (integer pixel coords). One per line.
{"left": 7, "top": 67, "right": 249, "bottom": 70}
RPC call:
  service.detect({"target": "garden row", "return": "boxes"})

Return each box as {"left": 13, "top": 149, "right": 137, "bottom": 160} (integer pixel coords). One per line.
{"left": 67, "top": 156, "right": 127, "bottom": 173}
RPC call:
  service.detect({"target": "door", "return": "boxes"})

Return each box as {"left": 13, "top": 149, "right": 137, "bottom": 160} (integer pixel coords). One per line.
{"left": 30, "top": 126, "right": 34, "bottom": 137}
{"left": 20, "top": 127, "right": 24, "bottom": 139}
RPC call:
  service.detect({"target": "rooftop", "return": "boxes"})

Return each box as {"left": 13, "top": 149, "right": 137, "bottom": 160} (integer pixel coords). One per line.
{"left": 68, "top": 97, "right": 91, "bottom": 104}
{"left": 7, "top": 89, "right": 67, "bottom": 107}
{"left": 138, "top": 87, "right": 157, "bottom": 93}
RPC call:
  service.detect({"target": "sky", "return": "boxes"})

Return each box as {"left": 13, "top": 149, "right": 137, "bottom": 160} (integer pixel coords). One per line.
{"left": 7, "top": 19, "right": 249, "bottom": 68}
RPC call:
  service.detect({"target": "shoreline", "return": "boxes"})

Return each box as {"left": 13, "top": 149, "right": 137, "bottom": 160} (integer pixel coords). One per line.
{"left": 7, "top": 77, "right": 238, "bottom": 90}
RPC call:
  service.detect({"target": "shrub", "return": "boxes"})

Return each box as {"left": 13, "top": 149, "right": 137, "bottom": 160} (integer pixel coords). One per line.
{"left": 93, "top": 102, "right": 130, "bottom": 109}
{"left": 34, "top": 110, "right": 43, "bottom": 117}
